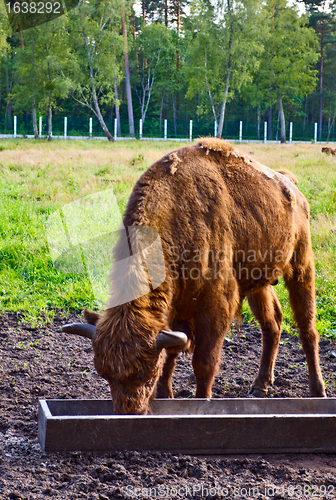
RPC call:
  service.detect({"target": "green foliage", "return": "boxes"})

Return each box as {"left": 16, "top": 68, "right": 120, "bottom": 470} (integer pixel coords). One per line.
{"left": 0, "top": 0, "right": 336, "bottom": 137}
{"left": 256, "top": 0, "right": 319, "bottom": 109}
{"left": 11, "top": 18, "right": 73, "bottom": 116}
{"left": 305, "top": 0, "right": 336, "bottom": 138}
{"left": 64, "top": 0, "right": 124, "bottom": 115}
{"left": 185, "top": 0, "right": 264, "bottom": 124}
{"left": 0, "top": 1, "right": 10, "bottom": 56}
{"left": 135, "top": 23, "right": 175, "bottom": 123}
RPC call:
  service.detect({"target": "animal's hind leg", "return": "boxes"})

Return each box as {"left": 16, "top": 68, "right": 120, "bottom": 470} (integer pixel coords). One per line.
{"left": 247, "top": 285, "right": 283, "bottom": 397}
{"left": 284, "top": 261, "right": 326, "bottom": 397}
{"left": 193, "top": 280, "right": 239, "bottom": 398}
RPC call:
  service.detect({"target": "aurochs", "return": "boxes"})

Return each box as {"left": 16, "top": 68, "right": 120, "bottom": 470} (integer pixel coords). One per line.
{"left": 63, "top": 138, "right": 326, "bottom": 414}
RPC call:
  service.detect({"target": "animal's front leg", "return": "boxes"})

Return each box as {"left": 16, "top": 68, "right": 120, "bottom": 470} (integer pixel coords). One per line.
{"left": 156, "top": 350, "right": 179, "bottom": 398}
{"left": 247, "top": 285, "right": 283, "bottom": 397}
{"left": 193, "top": 280, "right": 239, "bottom": 398}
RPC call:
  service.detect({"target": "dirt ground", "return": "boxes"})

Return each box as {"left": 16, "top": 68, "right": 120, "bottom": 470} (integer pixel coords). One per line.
{"left": 0, "top": 311, "right": 336, "bottom": 500}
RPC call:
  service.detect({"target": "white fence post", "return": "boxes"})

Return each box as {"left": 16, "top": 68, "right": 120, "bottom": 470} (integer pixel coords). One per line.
{"left": 39, "top": 116, "right": 42, "bottom": 138}
{"left": 89, "top": 117, "right": 92, "bottom": 138}
{"left": 164, "top": 119, "right": 167, "bottom": 141}
{"left": 139, "top": 119, "right": 143, "bottom": 140}
{"left": 264, "top": 121, "right": 267, "bottom": 143}
{"left": 214, "top": 121, "right": 218, "bottom": 138}
{"left": 14, "top": 116, "right": 17, "bottom": 138}
{"left": 64, "top": 117, "right": 67, "bottom": 139}
{"left": 114, "top": 118, "right": 117, "bottom": 141}
{"left": 314, "top": 122, "right": 318, "bottom": 144}
{"left": 239, "top": 121, "right": 242, "bottom": 143}
{"left": 189, "top": 120, "right": 193, "bottom": 142}
{"left": 289, "top": 122, "right": 293, "bottom": 144}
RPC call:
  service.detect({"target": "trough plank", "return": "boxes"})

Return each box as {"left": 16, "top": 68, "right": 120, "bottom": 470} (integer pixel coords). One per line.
{"left": 38, "top": 398, "right": 336, "bottom": 454}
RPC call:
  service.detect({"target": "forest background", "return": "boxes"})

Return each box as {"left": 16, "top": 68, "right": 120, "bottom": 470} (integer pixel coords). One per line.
{"left": 1, "top": 0, "right": 336, "bottom": 143}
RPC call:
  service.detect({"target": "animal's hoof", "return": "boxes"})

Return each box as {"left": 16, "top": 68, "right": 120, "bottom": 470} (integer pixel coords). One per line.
{"left": 310, "top": 391, "right": 327, "bottom": 398}
{"left": 310, "top": 382, "right": 327, "bottom": 397}
{"left": 248, "top": 387, "right": 267, "bottom": 398}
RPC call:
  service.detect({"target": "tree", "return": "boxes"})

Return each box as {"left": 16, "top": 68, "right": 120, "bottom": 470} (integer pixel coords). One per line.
{"left": 11, "top": 20, "right": 72, "bottom": 140}
{"left": 258, "top": 0, "right": 319, "bottom": 143}
{"left": 184, "top": 1, "right": 222, "bottom": 126}
{"left": 185, "top": 0, "right": 263, "bottom": 137}
{"left": 122, "top": 0, "right": 135, "bottom": 136}
{"left": 323, "top": 22, "right": 336, "bottom": 140}
{"left": 0, "top": 1, "right": 10, "bottom": 57}
{"left": 134, "top": 23, "right": 174, "bottom": 124}
{"left": 65, "top": 0, "right": 124, "bottom": 141}
{"left": 11, "top": 30, "right": 41, "bottom": 138}
{"left": 1, "top": 48, "right": 13, "bottom": 131}
{"left": 304, "top": 0, "right": 336, "bottom": 140}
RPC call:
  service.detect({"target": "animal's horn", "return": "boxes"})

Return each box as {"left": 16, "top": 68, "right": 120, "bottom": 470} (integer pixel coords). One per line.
{"left": 62, "top": 323, "right": 96, "bottom": 340}
{"left": 156, "top": 330, "right": 188, "bottom": 350}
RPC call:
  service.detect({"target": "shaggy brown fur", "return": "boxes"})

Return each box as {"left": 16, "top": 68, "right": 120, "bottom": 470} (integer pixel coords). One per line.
{"left": 276, "top": 169, "right": 298, "bottom": 185}
{"left": 322, "top": 147, "right": 336, "bottom": 156}
{"left": 88, "top": 138, "right": 326, "bottom": 414}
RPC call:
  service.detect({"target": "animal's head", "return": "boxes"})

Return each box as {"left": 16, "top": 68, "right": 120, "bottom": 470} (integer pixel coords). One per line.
{"left": 62, "top": 309, "right": 188, "bottom": 415}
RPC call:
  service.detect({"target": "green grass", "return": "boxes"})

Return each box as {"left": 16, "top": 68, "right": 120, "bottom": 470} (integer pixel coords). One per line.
{"left": 0, "top": 138, "right": 336, "bottom": 338}
{"left": 0, "top": 138, "right": 181, "bottom": 324}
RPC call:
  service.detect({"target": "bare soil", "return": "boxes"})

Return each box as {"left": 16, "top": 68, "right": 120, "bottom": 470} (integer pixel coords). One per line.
{"left": 0, "top": 312, "right": 336, "bottom": 499}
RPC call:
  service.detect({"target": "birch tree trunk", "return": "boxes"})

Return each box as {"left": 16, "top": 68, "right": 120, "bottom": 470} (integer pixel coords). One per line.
{"left": 114, "top": 77, "right": 121, "bottom": 136}
{"left": 82, "top": 27, "right": 114, "bottom": 141}
{"left": 5, "top": 52, "right": 12, "bottom": 130}
{"left": 172, "top": 93, "right": 177, "bottom": 136}
{"left": 32, "top": 107, "right": 38, "bottom": 139}
{"left": 268, "top": 106, "right": 272, "bottom": 140}
{"left": 159, "top": 87, "right": 165, "bottom": 131}
{"left": 277, "top": 90, "right": 286, "bottom": 143}
{"left": 318, "top": 21, "right": 324, "bottom": 141}
{"left": 217, "top": 0, "right": 233, "bottom": 139}
{"left": 31, "top": 44, "right": 38, "bottom": 139}
{"left": 327, "top": 116, "right": 335, "bottom": 141}
{"left": 176, "top": 0, "right": 180, "bottom": 71}
{"left": 257, "top": 103, "right": 261, "bottom": 140}
{"left": 205, "top": 57, "right": 217, "bottom": 125}
{"left": 48, "top": 102, "right": 52, "bottom": 141}
{"left": 92, "top": 86, "right": 114, "bottom": 141}
{"left": 217, "top": 69, "right": 230, "bottom": 138}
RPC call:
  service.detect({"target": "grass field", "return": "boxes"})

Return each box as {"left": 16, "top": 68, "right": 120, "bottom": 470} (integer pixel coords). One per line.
{"left": 0, "top": 138, "right": 336, "bottom": 338}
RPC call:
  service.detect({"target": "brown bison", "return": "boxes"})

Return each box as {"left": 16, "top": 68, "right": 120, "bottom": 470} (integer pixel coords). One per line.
{"left": 322, "top": 147, "right": 336, "bottom": 156}
{"left": 63, "top": 138, "right": 326, "bottom": 414}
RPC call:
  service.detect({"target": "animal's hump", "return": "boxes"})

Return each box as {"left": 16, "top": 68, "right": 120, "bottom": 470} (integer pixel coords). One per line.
{"left": 196, "top": 137, "right": 234, "bottom": 155}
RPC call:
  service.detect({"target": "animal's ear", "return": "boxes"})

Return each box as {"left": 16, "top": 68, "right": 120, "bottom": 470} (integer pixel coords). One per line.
{"left": 84, "top": 309, "right": 100, "bottom": 325}
{"left": 156, "top": 330, "right": 188, "bottom": 350}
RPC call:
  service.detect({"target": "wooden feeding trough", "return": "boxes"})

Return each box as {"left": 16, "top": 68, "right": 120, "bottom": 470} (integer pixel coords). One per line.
{"left": 38, "top": 397, "right": 336, "bottom": 454}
